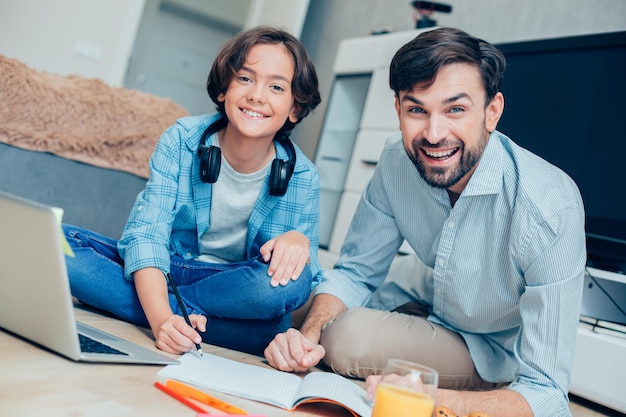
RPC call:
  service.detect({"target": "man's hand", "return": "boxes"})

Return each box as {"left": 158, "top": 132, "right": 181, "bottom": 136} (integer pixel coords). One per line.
{"left": 266, "top": 294, "right": 345, "bottom": 373}
{"left": 153, "top": 313, "right": 206, "bottom": 355}
{"left": 434, "top": 388, "right": 531, "bottom": 417}
{"left": 365, "top": 374, "right": 382, "bottom": 401}
{"left": 264, "top": 328, "right": 325, "bottom": 372}
{"left": 260, "top": 230, "right": 310, "bottom": 286}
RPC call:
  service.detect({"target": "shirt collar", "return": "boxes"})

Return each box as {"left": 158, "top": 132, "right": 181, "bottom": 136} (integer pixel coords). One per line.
{"left": 460, "top": 130, "right": 504, "bottom": 197}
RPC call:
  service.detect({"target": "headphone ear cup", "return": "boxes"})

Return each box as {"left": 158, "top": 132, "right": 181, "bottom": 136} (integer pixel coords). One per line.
{"left": 199, "top": 145, "right": 221, "bottom": 183}
{"left": 269, "top": 159, "right": 292, "bottom": 196}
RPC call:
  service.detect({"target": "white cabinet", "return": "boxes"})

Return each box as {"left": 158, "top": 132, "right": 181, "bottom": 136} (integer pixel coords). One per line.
{"left": 314, "top": 74, "right": 371, "bottom": 246}
{"left": 360, "top": 69, "right": 398, "bottom": 130}
{"left": 315, "top": 29, "right": 427, "bottom": 252}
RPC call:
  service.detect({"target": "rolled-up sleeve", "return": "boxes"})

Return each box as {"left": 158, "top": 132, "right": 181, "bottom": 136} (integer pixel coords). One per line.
{"left": 508, "top": 202, "right": 586, "bottom": 415}
{"left": 118, "top": 125, "right": 183, "bottom": 279}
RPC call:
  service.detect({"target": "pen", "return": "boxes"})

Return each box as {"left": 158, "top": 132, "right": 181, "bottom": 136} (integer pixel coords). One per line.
{"left": 154, "top": 381, "right": 207, "bottom": 413}
{"left": 166, "top": 379, "right": 248, "bottom": 415}
{"left": 165, "top": 272, "right": 203, "bottom": 358}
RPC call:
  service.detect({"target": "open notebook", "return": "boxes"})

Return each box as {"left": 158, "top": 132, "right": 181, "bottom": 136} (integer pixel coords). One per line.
{"left": 0, "top": 191, "right": 178, "bottom": 365}
{"left": 158, "top": 353, "right": 372, "bottom": 417}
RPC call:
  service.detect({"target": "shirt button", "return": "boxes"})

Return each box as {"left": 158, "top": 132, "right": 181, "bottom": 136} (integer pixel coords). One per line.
{"left": 438, "top": 258, "right": 445, "bottom": 267}
{"left": 448, "top": 220, "right": 455, "bottom": 228}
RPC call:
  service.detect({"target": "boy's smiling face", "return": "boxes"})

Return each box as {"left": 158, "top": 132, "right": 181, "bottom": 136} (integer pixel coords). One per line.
{"left": 218, "top": 43, "right": 299, "bottom": 143}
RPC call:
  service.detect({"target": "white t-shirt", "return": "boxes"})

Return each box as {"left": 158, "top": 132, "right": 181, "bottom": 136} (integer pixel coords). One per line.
{"left": 197, "top": 155, "right": 270, "bottom": 263}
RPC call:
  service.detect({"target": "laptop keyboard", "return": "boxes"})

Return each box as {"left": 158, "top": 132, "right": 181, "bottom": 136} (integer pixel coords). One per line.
{"left": 79, "top": 333, "right": 129, "bottom": 356}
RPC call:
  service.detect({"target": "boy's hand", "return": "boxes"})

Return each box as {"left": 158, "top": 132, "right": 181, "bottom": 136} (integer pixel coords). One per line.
{"left": 260, "top": 230, "right": 310, "bottom": 286}
{"left": 154, "top": 313, "right": 206, "bottom": 355}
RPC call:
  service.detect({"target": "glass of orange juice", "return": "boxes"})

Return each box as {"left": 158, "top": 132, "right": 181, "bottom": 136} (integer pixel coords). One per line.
{"left": 371, "top": 359, "right": 438, "bottom": 417}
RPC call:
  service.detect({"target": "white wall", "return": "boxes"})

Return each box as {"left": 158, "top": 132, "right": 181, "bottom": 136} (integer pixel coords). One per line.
{"left": 244, "top": 0, "right": 310, "bottom": 36}
{"left": 423, "top": 0, "right": 626, "bottom": 43}
{"left": 0, "top": 0, "right": 310, "bottom": 87}
{"left": 171, "top": 0, "right": 251, "bottom": 28}
{"left": 0, "top": 0, "right": 145, "bottom": 86}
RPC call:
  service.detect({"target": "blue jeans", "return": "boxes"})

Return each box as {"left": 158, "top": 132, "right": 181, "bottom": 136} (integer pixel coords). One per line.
{"left": 63, "top": 224, "right": 313, "bottom": 355}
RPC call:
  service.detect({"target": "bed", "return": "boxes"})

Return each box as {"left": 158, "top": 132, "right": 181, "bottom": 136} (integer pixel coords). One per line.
{"left": 0, "top": 54, "right": 189, "bottom": 238}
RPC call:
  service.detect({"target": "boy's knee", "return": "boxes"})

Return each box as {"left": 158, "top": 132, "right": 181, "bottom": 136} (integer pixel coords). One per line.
{"left": 240, "top": 262, "right": 313, "bottom": 318}
{"left": 276, "top": 264, "right": 314, "bottom": 312}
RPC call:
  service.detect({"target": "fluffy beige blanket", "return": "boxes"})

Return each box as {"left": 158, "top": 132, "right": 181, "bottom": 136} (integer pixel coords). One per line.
{"left": 0, "top": 54, "right": 188, "bottom": 179}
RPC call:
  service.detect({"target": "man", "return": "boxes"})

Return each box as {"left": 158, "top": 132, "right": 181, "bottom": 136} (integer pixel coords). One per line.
{"left": 265, "top": 27, "right": 586, "bottom": 416}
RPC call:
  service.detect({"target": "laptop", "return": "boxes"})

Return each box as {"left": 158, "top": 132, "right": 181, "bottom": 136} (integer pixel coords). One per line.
{"left": 0, "top": 191, "right": 178, "bottom": 365}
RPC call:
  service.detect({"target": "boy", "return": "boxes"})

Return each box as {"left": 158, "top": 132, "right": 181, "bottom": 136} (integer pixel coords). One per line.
{"left": 64, "top": 26, "right": 322, "bottom": 356}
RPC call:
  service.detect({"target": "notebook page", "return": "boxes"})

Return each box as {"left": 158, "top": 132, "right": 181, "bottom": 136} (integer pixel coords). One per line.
{"left": 157, "top": 352, "right": 302, "bottom": 408}
{"left": 297, "top": 372, "right": 372, "bottom": 417}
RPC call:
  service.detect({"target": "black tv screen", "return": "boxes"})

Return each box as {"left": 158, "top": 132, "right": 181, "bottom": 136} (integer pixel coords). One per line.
{"left": 496, "top": 31, "right": 626, "bottom": 274}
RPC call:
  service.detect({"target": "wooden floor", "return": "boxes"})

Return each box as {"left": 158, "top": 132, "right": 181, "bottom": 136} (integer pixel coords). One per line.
{"left": 1, "top": 303, "right": 624, "bottom": 416}
{"left": 0, "top": 306, "right": 360, "bottom": 417}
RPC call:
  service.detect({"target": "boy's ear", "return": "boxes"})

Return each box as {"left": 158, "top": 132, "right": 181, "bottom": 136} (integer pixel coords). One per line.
{"left": 217, "top": 92, "right": 225, "bottom": 103}
{"left": 288, "top": 105, "right": 300, "bottom": 124}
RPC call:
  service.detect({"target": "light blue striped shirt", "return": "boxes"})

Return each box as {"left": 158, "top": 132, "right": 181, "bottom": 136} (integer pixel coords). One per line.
{"left": 317, "top": 131, "right": 586, "bottom": 416}
{"left": 118, "top": 113, "right": 322, "bottom": 285}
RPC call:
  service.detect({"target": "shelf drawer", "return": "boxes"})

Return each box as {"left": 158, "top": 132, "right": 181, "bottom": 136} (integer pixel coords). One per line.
{"left": 315, "top": 131, "right": 358, "bottom": 190}
{"left": 319, "top": 189, "right": 342, "bottom": 247}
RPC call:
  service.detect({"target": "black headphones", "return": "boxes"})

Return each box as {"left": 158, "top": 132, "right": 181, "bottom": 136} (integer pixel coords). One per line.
{"left": 198, "top": 117, "right": 296, "bottom": 197}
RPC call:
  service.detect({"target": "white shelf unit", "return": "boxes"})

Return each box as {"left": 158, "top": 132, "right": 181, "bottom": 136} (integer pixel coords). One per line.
{"left": 315, "top": 74, "right": 371, "bottom": 247}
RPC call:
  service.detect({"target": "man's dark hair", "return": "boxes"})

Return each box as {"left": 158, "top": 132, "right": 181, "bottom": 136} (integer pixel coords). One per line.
{"left": 207, "top": 26, "right": 321, "bottom": 134}
{"left": 389, "top": 27, "right": 506, "bottom": 104}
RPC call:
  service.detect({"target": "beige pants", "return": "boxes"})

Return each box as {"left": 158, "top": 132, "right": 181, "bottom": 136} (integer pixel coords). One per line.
{"left": 318, "top": 303, "right": 506, "bottom": 390}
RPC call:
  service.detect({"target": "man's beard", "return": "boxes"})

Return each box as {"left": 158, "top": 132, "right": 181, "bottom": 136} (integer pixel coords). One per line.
{"left": 404, "top": 128, "right": 488, "bottom": 189}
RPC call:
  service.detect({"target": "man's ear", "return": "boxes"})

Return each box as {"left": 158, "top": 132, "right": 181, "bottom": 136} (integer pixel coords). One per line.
{"left": 486, "top": 92, "right": 504, "bottom": 132}
{"left": 394, "top": 94, "right": 402, "bottom": 127}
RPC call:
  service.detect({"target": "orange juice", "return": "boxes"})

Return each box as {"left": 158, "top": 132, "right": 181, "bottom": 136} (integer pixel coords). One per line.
{"left": 372, "top": 383, "right": 435, "bottom": 417}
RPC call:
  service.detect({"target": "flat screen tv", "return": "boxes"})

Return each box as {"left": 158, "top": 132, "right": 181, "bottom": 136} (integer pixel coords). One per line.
{"left": 496, "top": 30, "right": 626, "bottom": 275}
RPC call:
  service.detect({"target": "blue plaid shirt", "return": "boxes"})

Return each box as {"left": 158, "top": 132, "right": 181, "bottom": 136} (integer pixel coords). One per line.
{"left": 118, "top": 113, "right": 321, "bottom": 286}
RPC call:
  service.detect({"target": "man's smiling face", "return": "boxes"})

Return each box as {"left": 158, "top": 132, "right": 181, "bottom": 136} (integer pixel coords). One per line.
{"left": 395, "top": 63, "right": 503, "bottom": 195}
